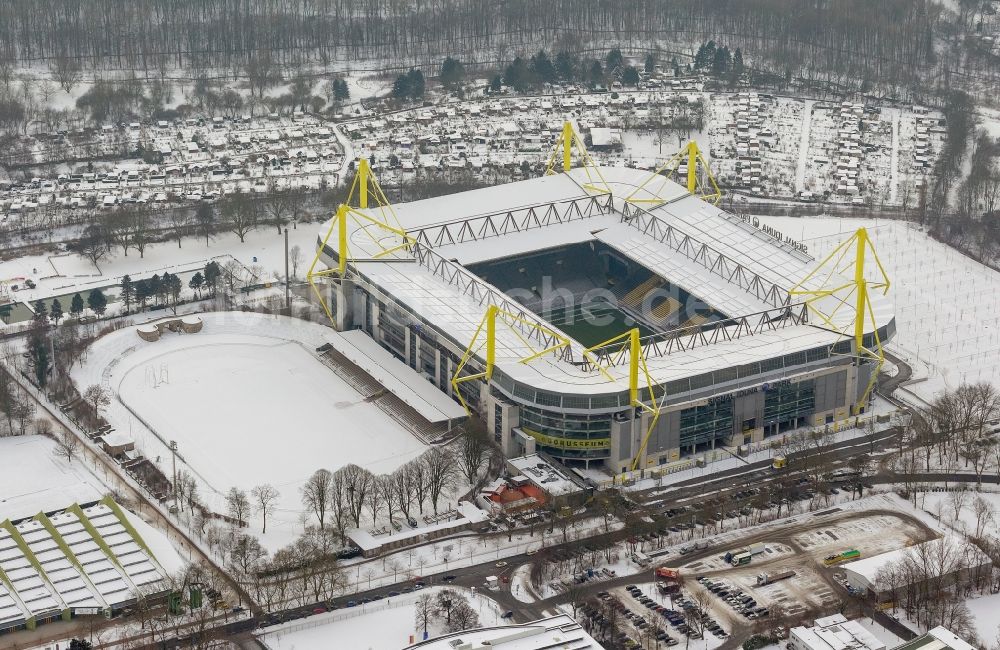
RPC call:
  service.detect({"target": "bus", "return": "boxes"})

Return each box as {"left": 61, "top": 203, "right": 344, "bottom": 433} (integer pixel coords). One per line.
{"left": 823, "top": 549, "right": 861, "bottom": 566}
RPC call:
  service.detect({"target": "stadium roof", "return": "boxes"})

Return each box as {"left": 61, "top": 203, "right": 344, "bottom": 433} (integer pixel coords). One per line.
{"left": 319, "top": 166, "right": 894, "bottom": 395}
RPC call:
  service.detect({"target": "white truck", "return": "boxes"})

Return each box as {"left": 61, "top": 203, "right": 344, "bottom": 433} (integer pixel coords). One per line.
{"left": 485, "top": 576, "right": 499, "bottom": 590}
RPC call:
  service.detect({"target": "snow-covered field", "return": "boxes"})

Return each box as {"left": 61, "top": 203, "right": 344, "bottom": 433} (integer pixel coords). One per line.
{"left": 0, "top": 434, "right": 106, "bottom": 521}
{"left": 257, "top": 587, "right": 505, "bottom": 650}
{"left": 72, "top": 311, "right": 427, "bottom": 545}
{"left": 1, "top": 224, "right": 322, "bottom": 315}
{"left": 759, "top": 216, "right": 1000, "bottom": 404}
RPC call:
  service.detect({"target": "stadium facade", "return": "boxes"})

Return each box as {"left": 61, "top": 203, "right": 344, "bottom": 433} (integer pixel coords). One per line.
{"left": 313, "top": 164, "right": 894, "bottom": 474}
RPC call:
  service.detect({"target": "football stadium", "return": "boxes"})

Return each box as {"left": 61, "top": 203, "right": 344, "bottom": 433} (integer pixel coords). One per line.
{"left": 310, "top": 127, "right": 895, "bottom": 474}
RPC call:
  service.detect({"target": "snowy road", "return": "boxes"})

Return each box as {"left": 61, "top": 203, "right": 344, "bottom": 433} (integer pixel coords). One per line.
{"left": 795, "top": 100, "right": 814, "bottom": 194}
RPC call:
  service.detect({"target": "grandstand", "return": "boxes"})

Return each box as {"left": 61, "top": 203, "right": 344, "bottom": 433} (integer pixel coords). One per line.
{"left": 313, "top": 164, "right": 895, "bottom": 474}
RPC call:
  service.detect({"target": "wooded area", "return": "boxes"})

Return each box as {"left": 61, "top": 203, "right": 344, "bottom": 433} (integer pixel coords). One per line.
{"left": 0, "top": 0, "right": 948, "bottom": 94}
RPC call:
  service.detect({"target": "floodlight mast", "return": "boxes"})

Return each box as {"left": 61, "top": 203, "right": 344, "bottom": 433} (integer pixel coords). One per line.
{"left": 790, "top": 227, "right": 891, "bottom": 414}
{"left": 306, "top": 159, "right": 413, "bottom": 325}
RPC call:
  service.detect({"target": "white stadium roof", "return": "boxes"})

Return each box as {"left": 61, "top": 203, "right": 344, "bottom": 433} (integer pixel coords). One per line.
{"left": 319, "top": 166, "right": 894, "bottom": 396}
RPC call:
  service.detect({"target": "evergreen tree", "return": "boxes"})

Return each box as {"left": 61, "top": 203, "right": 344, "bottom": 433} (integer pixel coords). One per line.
{"left": 588, "top": 60, "right": 604, "bottom": 86}
{"left": 204, "top": 261, "right": 221, "bottom": 296}
{"left": 33, "top": 299, "right": 47, "bottom": 319}
{"left": 135, "top": 280, "right": 150, "bottom": 311}
{"left": 406, "top": 69, "right": 425, "bottom": 98}
{"left": 605, "top": 48, "right": 624, "bottom": 73}
{"left": 622, "top": 66, "right": 641, "bottom": 86}
{"left": 392, "top": 74, "right": 411, "bottom": 99}
{"left": 166, "top": 273, "right": 182, "bottom": 307}
{"left": 554, "top": 51, "right": 576, "bottom": 81}
{"left": 733, "top": 49, "right": 745, "bottom": 75}
{"left": 530, "top": 50, "right": 556, "bottom": 85}
{"left": 332, "top": 78, "right": 350, "bottom": 103}
{"left": 488, "top": 75, "right": 502, "bottom": 93}
{"left": 503, "top": 57, "right": 531, "bottom": 92}
{"left": 712, "top": 46, "right": 732, "bottom": 76}
{"left": 644, "top": 53, "right": 656, "bottom": 74}
{"left": 120, "top": 274, "right": 134, "bottom": 313}
{"left": 69, "top": 639, "right": 94, "bottom": 650}
{"left": 87, "top": 289, "right": 107, "bottom": 316}
{"left": 440, "top": 57, "right": 465, "bottom": 88}
{"left": 70, "top": 293, "right": 84, "bottom": 318}
{"left": 189, "top": 272, "right": 204, "bottom": 298}
{"left": 27, "top": 307, "right": 50, "bottom": 387}
{"left": 50, "top": 298, "right": 63, "bottom": 325}
{"left": 694, "top": 41, "right": 717, "bottom": 70}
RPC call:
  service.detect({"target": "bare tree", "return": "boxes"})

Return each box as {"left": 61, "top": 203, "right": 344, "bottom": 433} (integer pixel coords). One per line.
{"left": 83, "top": 384, "right": 111, "bottom": 415}
{"left": 301, "top": 468, "right": 334, "bottom": 529}
{"left": 289, "top": 245, "right": 304, "bottom": 280}
{"left": 424, "top": 448, "right": 456, "bottom": 515}
{"left": 251, "top": 483, "right": 280, "bottom": 534}
{"left": 972, "top": 495, "right": 995, "bottom": 539}
{"left": 52, "top": 429, "right": 79, "bottom": 463}
{"left": 226, "top": 487, "right": 250, "bottom": 527}
{"left": 49, "top": 54, "right": 82, "bottom": 93}
{"left": 414, "top": 593, "right": 435, "bottom": 638}
{"left": 457, "top": 428, "right": 489, "bottom": 485}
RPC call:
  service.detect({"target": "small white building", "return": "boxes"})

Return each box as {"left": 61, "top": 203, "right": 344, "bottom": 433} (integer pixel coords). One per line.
{"left": 840, "top": 535, "right": 992, "bottom": 600}
{"left": 790, "top": 614, "right": 885, "bottom": 650}
{"left": 402, "top": 614, "right": 607, "bottom": 649}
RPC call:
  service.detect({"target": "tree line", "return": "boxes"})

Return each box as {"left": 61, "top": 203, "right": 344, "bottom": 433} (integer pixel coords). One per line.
{"left": 0, "top": 0, "right": 950, "bottom": 97}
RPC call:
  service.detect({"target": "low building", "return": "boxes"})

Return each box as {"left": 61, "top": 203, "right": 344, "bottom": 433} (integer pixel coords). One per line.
{"left": 403, "top": 613, "right": 606, "bottom": 649}
{"left": 840, "top": 535, "right": 992, "bottom": 601}
{"left": 893, "top": 627, "right": 977, "bottom": 650}
{"left": 346, "top": 501, "right": 489, "bottom": 558}
{"left": 505, "top": 454, "right": 587, "bottom": 507}
{"left": 790, "top": 614, "right": 885, "bottom": 650}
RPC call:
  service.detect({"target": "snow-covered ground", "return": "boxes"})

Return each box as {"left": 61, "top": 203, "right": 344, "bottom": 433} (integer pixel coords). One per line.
{"left": 759, "top": 216, "right": 1000, "bottom": 404}
{"left": 1, "top": 224, "right": 322, "bottom": 318}
{"left": 72, "top": 311, "right": 427, "bottom": 550}
{"left": 0, "top": 434, "right": 106, "bottom": 521}
{"left": 256, "top": 586, "right": 505, "bottom": 650}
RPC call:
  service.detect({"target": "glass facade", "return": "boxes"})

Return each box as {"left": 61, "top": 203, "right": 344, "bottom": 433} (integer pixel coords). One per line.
{"left": 763, "top": 380, "right": 816, "bottom": 428}
{"left": 679, "top": 400, "right": 734, "bottom": 449}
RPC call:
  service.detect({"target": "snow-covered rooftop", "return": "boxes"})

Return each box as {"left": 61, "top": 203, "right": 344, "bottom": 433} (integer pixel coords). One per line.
{"left": 325, "top": 329, "right": 465, "bottom": 422}
{"left": 841, "top": 535, "right": 989, "bottom": 585}
{"left": 791, "top": 614, "right": 885, "bottom": 650}
{"left": 404, "top": 613, "right": 605, "bottom": 649}
{"left": 318, "top": 167, "right": 894, "bottom": 396}
{"left": 507, "top": 454, "right": 583, "bottom": 497}
{"left": 0, "top": 498, "right": 182, "bottom": 629}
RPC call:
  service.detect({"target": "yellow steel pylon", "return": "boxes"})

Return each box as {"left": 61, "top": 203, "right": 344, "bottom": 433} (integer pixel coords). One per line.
{"left": 790, "top": 227, "right": 890, "bottom": 414}
{"left": 626, "top": 141, "right": 721, "bottom": 206}
{"left": 583, "top": 328, "right": 667, "bottom": 472}
{"left": 544, "top": 121, "right": 612, "bottom": 195}
{"left": 450, "top": 305, "right": 581, "bottom": 413}
{"left": 306, "top": 159, "right": 412, "bottom": 326}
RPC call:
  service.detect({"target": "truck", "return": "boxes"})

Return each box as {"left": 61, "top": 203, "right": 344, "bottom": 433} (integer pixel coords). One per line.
{"left": 756, "top": 569, "right": 795, "bottom": 585}
{"left": 730, "top": 551, "right": 753, "bottom": 566}
{"left": 655, "top": 567, "right": 681, "bottom": 595}
{"left": 823, "top": 549, "right": 861, "bottom": 566}
{"left": 772, "top": 455, "right": 787, "bottom": 470}
{"left": 724, "top": 543, "right": 766, "bottom": 563}
{"left": 632, "top": 551, "right": 651, "bottom": 566}
{"left": 485, "top": 576, "right": 499, "bottom": 590}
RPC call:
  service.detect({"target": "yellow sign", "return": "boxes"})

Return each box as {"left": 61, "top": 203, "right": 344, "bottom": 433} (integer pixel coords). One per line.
{"left": 522, "top": 428, "right": 610, "bottom": 450}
